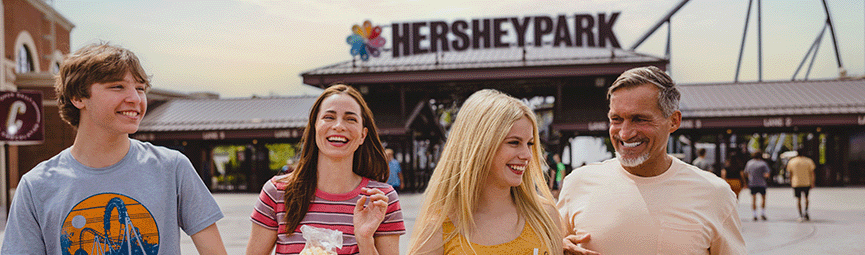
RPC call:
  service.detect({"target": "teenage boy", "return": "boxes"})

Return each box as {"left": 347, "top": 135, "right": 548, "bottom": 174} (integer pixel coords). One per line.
{"left": 2, "top": 44, "right": 227, "bottom": 254}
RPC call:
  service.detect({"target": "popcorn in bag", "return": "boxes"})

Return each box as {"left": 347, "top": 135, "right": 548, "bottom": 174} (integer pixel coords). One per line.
{"left": 299, "top": 225, "right": 343, "bottom": 255}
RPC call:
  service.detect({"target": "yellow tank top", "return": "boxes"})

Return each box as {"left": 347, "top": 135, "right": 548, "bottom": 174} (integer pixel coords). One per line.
{"left": 442, "top": 220, "right": 551, "bottom": 255}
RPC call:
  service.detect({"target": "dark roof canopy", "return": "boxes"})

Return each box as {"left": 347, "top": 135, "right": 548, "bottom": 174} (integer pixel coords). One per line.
{"left": 139, "top": 96, "right": 316, "bottom": 132}
{"left": 373, "top": 100, "right": 446, "bottom": 140}
{"left": 302, "top": 47, "right": 667, "bottom": 86}
{"left": 555, "top": 78, "right": 865, "bottom": 133}
{"left": 679, "top": 78, "right": 865, "bottom": 118}
{"left": 136, "top": 94, "right": 445, "bottom": 141}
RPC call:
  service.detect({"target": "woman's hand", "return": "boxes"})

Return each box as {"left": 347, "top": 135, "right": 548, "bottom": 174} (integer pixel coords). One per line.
{"left": 353, "top": 187, "right": 389, "bottom": 238}
{"left": 564, "top": 233, "right": 600, "bottom": 255}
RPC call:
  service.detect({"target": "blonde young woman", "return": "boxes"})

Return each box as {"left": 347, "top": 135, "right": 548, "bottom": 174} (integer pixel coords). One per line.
{"left": 246, "top": 84, "right": 405, "bottom": 255}
{"left": 408, "top": 89, "right": 564, "bottom": 254}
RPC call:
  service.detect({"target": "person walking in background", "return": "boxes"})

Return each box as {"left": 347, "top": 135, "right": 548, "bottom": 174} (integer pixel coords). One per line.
{"left": 246, "top": 84, "right": 405, "bottom": 254}
{"left": 554, "top": 153, "right": 566, "bottom": 192}
{"left": 386, "top": 148, "right": 405, "bottom": 192}
{"left": 787, "top": 148, "right": 816, "bottom": 222}
{"left": 557, "top": 66, "right": 745, "bottom": 255}
{"left": 744, "top": 150, "right": 772, "bottom": 221}
{"left": 279, "top": 158, "right": 296, "bottom": 175}
{"left": 408, "top": 89, "right": 563, "bottom": 254}
{"left": 544, "top": 153, "right": 555, "bottom": 190}
{"left": 692, "top": 148, "right": 713, "bottom": 172}
{"left": 721, "top": 150, "right": 747, "bottom": 200}
{"left": 2, "top": 43, "right": 227, "bottom": 254}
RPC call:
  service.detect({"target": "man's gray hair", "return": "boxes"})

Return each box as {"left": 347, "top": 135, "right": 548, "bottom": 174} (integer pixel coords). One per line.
{"left": 607, "top": 66, "right": 680, "bottom": 117}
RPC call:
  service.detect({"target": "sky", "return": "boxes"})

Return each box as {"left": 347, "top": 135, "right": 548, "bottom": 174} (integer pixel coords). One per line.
{"left": 51, "top": 0, "right": 865, "bottom": 99}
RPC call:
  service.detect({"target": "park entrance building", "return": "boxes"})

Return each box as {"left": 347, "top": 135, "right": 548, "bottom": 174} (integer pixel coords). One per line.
{"left": 302, "top": 46, "right": 865, "bottom": 187}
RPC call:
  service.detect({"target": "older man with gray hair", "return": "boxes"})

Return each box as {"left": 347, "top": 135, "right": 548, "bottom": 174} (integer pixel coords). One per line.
{"left": 557, "top": 66, "right": 746, "bottom": 254}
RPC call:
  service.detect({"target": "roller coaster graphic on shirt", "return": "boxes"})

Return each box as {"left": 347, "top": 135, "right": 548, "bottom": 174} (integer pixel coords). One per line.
{"left": 61, "top": 193, "right": 159, "bottom": 255}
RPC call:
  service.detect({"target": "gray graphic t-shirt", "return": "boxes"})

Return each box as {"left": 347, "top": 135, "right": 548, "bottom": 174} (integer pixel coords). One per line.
{"left": 2, "top": 139, "right": 223, "bottom": 255}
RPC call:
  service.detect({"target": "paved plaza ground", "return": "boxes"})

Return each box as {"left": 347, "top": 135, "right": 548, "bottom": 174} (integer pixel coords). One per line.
{"left": 1, "top": 187, "right": 863, "bottom": 254}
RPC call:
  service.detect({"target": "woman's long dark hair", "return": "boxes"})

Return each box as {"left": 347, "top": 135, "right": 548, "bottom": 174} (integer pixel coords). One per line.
{"left": 281, "top": 84, "right": 388, "bottom": 234}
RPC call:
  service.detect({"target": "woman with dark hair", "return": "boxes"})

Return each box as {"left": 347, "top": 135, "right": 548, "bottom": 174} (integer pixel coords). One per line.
{"left": 247, "top": 84, "right": 405, "bottom": 254}
{"left": 722, "top": 150, "right": 747, "bottom": 200}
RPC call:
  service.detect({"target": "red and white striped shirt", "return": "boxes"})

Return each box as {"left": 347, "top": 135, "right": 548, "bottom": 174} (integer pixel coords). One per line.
{"left": 250, "top": 175, "right": 406, "bottom": 254}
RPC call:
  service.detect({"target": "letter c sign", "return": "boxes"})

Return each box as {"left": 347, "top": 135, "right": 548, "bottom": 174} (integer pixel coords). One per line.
{"left": 0, "top": 91, "right": 43, "bottom": 142}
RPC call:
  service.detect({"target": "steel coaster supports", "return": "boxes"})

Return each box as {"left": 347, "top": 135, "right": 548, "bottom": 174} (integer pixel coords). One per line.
{"left": 735, "top": 0, "right": 754, "bottom": 82}
{"left": 789, "top": 0, "right": 845, "bottom": 80}
{"left": 822, "top": 0, "right": 843, "bottom": 70}
{"left": 758, "top": 0, "right": 763, "bottom": 81}
{"left": 666, "top": 20, "right": 672, "bottom": 74}
{"left": 793, "top": 23, "right": 827, "bottom": 80}
{"left": 805, "top": 33, "right": 824, "bottom": 80}
{"left": 629, "top": 0, "right": 691, "bottom": 51}
{"left": 665, "top": 20, "right": 672, "bottom": 59}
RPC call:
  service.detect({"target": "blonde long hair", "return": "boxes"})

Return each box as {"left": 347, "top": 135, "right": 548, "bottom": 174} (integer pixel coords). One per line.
{"left": 408, "top": 89, "right": 561, "bottom": 253}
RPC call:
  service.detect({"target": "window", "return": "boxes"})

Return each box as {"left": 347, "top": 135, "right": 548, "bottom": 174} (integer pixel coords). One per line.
{"left": 16, "top": 45, "right": 34, "bottom": 73}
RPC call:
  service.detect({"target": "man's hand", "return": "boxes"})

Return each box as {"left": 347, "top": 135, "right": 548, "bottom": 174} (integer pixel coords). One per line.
{"left": 563, "top": 233, "right": 600, "bottom": 255}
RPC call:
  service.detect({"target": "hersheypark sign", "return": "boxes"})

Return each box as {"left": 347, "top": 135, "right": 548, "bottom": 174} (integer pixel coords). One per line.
{"left": 347, "top": 12, "right": 622, "bottom": 60}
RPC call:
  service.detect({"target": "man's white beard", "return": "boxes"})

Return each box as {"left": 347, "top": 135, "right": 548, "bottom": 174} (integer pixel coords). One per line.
{"left": 616, "top": 151, "right": 650, "bottom": 167}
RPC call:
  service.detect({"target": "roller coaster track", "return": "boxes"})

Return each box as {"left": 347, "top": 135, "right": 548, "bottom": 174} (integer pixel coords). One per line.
{"left": 74, "top": 197, "right": 151, "bottom": 255}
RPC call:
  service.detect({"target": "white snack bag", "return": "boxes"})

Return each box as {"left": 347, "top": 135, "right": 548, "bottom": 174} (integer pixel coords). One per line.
{"left": 299, "top": 225, "right": 343, "bottom": 255}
